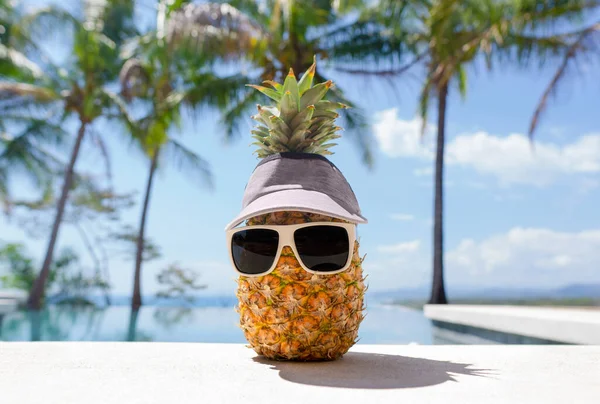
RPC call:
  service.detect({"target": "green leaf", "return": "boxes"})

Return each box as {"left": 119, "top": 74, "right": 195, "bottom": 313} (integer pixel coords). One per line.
{"left": 313, "top": 127, "right": 342, "bottom": 142}
{"left": 268, "top": 115, "right": 291, "bottom": 136}
{"left": 262, "top": 80, "right": 283, "bottom": 92}
{"left": 309, "top": 117, "right": 336, "bottom": 132}
{"left": 251, "top": 126, "right": 270, "bottom": 137}
{"left": 298, "top": 57, "right": 316, "bottom": 95}
{"left": 418, "top": 79, "right": 432, "bottom": 138}
{"left": 259, "top": 106, "right": 280, "bottom": 116}
{"left": 288, "top": 121, "right": 311, "bottom": 148}
{"left": 253, "top": 105, "right": 278, "bottom": 126}
{"left": 300, "top": 81, "right": 333, "bottom": 110}
{"left": 247, "top": 84, "right": 282, "bottom": 101}
{"left": 251, "top": 141, "right": 271, "bottom": 151}
{"left": 282, "top": 69, "right": 300, "bottom": 106}
{"left": 312, "top": 110, "right": 339, "bottom": 119}
{"left": 289, "top": 105, "right": 315, "bottom": 130}
{"left": 268, "top": 129, "right": 289, "bottom": 145}
{"left": 457, "top": 65, "right": 467, "bottom": 100}
{"left": 314, "top": 100, "right": 349, "bottom": 111}
{"left": 279, "top": 91, "right": 298, "bottom": 122}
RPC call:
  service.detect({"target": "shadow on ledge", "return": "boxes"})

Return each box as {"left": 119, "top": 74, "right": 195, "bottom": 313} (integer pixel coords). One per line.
{"left": 252, "top": 352, "right": 493, "bottom": 389}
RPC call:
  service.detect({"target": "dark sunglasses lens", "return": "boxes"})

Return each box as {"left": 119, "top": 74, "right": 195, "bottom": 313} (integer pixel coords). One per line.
{"left": 294, "top": 225, "right": 350, "bottom": 272}
{"left": 231, "top": 229, "right": 279, "bottom": 275}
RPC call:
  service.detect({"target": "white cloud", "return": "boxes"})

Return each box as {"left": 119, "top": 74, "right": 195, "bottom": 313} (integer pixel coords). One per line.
{"left": 390, "top": 213, "right": 415, "bottom": 221}
{"left": 363, "top": 239, "right": 428, "bottom": 290}
{"left": 373, "top": 109, "right": 600, "bottom": 186}
{"left": 364, "top": 227, "right": 600, "bottom": 291}
{"left": 446, "top": 228, "right": 600, "bottom": 287}
{"left": 373, "top": 109, "right": 434, "bottom": 159}
{"left": 378, "top": 240, "right": 420, "bottom": 253}
{"left": 446, "top": 132, "right": 600, "bottom": 186}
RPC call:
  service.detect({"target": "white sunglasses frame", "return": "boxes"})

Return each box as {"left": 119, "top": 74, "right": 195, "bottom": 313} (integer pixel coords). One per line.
{"left": 226, "top": 222, "right": 357, "bottom": 277}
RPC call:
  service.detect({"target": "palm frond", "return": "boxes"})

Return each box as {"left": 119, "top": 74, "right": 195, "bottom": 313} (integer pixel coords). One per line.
{"left": 224, "top": 0, "right": 270, "bottom": 26}
{"left": 0, "top": 96, "right": 61, "bottom": 119}
{"left": 323, "top": 20, "right": 412, "bottom": 65}
{"left": 162, "top": 139, "right": 213, "bottom": 189}
{"left": 514, "top": 0, "right": 599, "bottom": 30}
{"left": 84, "top": 0, "right": 138, "bottom": 45}
{"left": 456, "top": 64, "right": 467, "bottom": 99}
{"left": 529, "top": 21, "right": 600, "bottom": 137}
{"left": 0, "top": 165, "right": 8, "bottom": 210}
{"left": 418, "top": 78, "right": 434, "bottom": 138}
{"left": 0, "top": 82, "right": 58, "bottom": 102}
{"left": 89, "top": 129, "right": 113, "bottom": 187}
{"left": 315, "top": 72, "right": 374, "bottom": 168}
{"left": 219, "top": 87, "right": 264, "bottom": 141}
{"left": 119, "top": 32, "right": 156, "bottom": 60}
{"left": 0, "top": 116, "right": 68, "bottom": 146}
{"left": 0, "top": 43, "right": 45, "bottom": 80}
{"left": 0, "top": 127, "right": 61, "bottom": 194}
{"left": 97, "top": 88, "right": 141, "bottom": 139}
{"left": 119, "top": 58, "right": 151, "bottom": 101}
{"left": 19, "top": 6, "right": 82, "bottom": 41}
{"left": 1, "top": 1, "right": 64, "bottom": 79}
{"left": 333, "top": 51, "right": 427, "bottom": 77}
{"left": 501, "top": 32, "right": 574, "bottom": 68}
{"left": 165, "top": 2, "right": 267, "bottom": 60}
{"left": 181, "top": 72, "right": 253, "bottom": 112}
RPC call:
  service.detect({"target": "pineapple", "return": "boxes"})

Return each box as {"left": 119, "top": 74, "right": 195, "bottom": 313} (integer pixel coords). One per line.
{"left": 235, "top": 60, "right": 367, "bottom": 361}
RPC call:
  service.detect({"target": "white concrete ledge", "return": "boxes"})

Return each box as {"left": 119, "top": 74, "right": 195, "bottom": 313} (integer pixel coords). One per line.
{"left": 424, "top": 304, "right": 600, "bottom": 344}
{"left": 0, "top": 343, "right": 599, "bottom": 403}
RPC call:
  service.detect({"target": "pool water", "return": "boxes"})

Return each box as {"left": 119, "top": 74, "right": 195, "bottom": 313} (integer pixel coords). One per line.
{"left": 0, "top": 303, "right": 435, "bottom": 344}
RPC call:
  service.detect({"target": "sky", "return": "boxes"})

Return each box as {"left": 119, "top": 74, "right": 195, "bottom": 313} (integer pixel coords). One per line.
{"left": 1, "top": 1, "right": 599, "bottom": 298}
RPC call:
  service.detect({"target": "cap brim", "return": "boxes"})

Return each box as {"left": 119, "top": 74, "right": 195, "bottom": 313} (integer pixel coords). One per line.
{"left": 225, "top": 189, "right": 368, "bottom": 230}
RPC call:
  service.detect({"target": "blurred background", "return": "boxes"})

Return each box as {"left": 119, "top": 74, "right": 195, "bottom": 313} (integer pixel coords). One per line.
{"left": 0, "top": 0, "right": 598, "bottom": 344}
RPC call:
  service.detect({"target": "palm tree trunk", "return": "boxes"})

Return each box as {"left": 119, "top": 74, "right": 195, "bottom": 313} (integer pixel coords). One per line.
{"left": 28, "top": 310, "right": 42, "bottom": 341}
{"left": 126, "top": 308, "right": 140, "bottom": 341}
{"left": 27, "top": 121, "right": 87, "bottom": 310}
{"left": 429, "top": 82, "right": 449, "bottom": 305}
{"left": 131, "top": 147, "right": 160, "bottom": 310}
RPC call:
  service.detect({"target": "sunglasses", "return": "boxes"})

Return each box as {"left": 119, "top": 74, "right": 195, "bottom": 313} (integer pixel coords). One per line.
{"left": 226, "top": 222, "right": 356, "bottom": 277}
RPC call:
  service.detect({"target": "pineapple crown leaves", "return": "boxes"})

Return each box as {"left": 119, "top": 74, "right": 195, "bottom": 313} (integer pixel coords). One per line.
{"left": 247, "top": 58, "right": 349, "bottom": 158}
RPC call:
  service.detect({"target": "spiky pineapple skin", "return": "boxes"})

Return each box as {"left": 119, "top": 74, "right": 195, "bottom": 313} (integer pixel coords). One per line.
{"left": 235, "top": 211, "right": 366, "bottom": 361}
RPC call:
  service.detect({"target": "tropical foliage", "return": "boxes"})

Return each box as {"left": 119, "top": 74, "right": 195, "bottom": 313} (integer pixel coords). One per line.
{"left": 0, "top": 0, "right": 597, "bottom": 311}
{"left": 328, "top": 0, "right": 597, "bottom": 303}
{"left": 210, "top": 0, "right": 376, "bottom": 166}
{"left": 117, "top": 1, "right": 256, "bottom": 309}
{"left": 0, "top": 242, "right": 107, "bottom": 304}
{"left": 1, "top": 0, "right": 139, "bottom": 309}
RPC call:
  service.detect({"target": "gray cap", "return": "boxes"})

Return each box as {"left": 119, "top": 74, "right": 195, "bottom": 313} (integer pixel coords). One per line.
{"left": 225, "top": 153, "right": 368, "bottom": 230}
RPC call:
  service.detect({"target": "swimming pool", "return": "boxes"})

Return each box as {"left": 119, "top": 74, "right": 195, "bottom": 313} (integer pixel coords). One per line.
{"left": 0, "top": 303, "right": 436, "bottom": 344}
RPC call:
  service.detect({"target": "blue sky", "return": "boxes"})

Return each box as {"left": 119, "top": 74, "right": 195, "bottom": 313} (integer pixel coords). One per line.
{"left": 1, "top": 1, "right": 599, "bottom": 298}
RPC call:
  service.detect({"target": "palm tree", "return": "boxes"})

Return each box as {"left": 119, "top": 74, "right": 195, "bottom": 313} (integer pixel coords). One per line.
{"left": 204, "top": 0, "right": 376, "bottom": 166}
{"left": 119, "top": 1, "right": 263, "bottom": 310}
{"left": 529, "top": 19, "right": 600, "bottom": 137}
{"left": 0, "top": 0, "right": 69, "bottom": 210}
{"left": 1, "top": 0, "right": 137, "bottom": 309}
{"left": 0, "top": 120, "right": 67, "bottom": 212}
{"left": 116, "top": 1, "right": 378, "bottom": 310}
{"left": 330, "top": 0, "right": 595, "bottom": 304}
